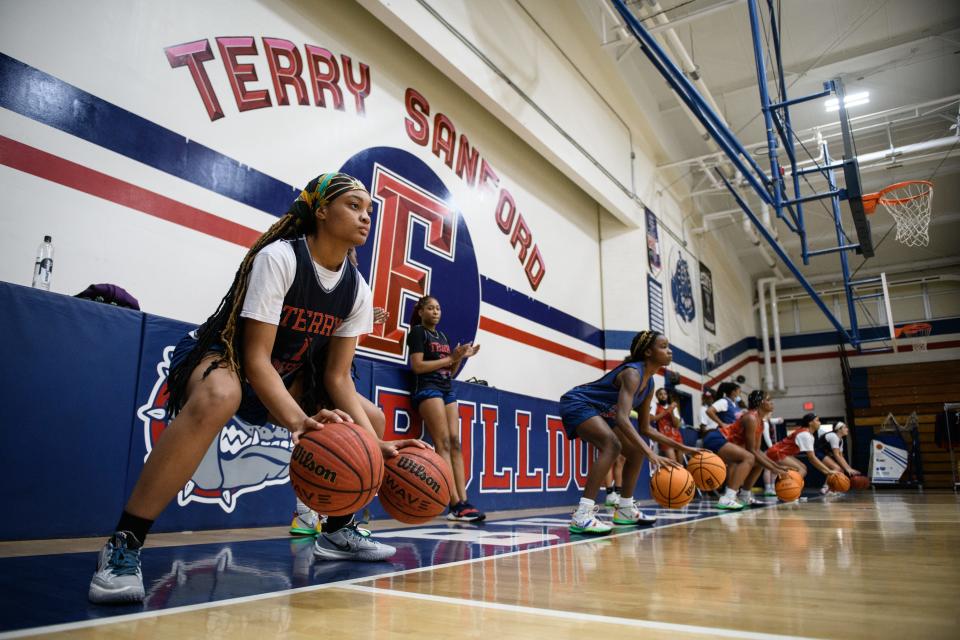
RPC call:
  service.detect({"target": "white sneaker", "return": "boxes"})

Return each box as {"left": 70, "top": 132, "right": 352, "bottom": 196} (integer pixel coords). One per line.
{"left": 313, "top": 522, "right": 396, "bottom": 561}
{"left": 738, "top": 492, "right": 763, "bottom": 507}
{"left": 716, "top": 495, "right": 745, "bottom": 510}
{"left": 88, "top": 531, "right": 145, "bottom": 604}
{"left": 569, "top": 505, "right": 613, "bottom": 535}
{"left": 612, "top": 501, "right": 657, "bottom": 525}
{"left": 604, "top": 491, "right": 620, "bottom": 507}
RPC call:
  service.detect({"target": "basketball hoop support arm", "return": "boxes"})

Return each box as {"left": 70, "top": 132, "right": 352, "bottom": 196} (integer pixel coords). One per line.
{"left": 607, "top": 0, "right": 877, "bottom": 348}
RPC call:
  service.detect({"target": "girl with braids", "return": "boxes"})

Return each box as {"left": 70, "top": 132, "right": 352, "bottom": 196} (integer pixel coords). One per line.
{"left": 702, "top": 389, "right": 791, "bottom": 510}
{"left": 89, "top": 173, "right": 425, "bottom": 605}
{"left": 406, "top": 295, "right": 483, "bottom": 522}
{"left": 559, "top": 331, "right": 698, "bottom": 535}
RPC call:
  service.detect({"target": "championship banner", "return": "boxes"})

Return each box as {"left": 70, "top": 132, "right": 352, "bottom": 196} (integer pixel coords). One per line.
{"left": 645, "top": 207, "right": 662, "bottom": 276}
{"left": 700, "top": 261, "right": 716, "bottom": 334}
{"left": 869, "top": 437, "right": 909, "bottom": 484}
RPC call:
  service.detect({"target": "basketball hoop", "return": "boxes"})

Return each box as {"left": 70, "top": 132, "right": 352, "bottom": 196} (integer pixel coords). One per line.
{"left": 895, "top": 322, "right": 932, "bottom": 352}
{"left": 862, "top": 180, "right": 933, "bottom": 247}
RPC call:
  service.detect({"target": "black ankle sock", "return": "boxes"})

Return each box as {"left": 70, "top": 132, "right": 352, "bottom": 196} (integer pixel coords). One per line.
{"left": 115, "top": 511, "right": 153, "bottom": 548}
{"left": 615, "top": 485, "right": 622, "bottom": 494}
{"left": 606, "top": 485, "right": 614, "bottom": 494}
{"left": 324, "top": 514, "right": 353, "bottom": 533}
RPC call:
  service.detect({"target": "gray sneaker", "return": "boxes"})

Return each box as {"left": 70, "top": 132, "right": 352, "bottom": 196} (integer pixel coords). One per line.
{"left": 88, "top": 531, "right": 145, "bottom": 604}
{"left": 313, "top": 522, "right": 396, "bottom": 561}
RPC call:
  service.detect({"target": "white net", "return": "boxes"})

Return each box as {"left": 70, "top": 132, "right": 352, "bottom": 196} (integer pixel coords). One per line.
{"left": 879, "top": 181, "right": 933, "bottom": 247}
{"left": 902, "top": 324, "right": 932, "bottom": 351}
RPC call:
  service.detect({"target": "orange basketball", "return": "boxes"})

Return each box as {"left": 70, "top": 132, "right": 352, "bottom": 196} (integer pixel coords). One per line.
{"left": 775, "top": 470, "right": 804, "bottom": 502}
{"left": 686, "top": 451, "right": 726, "bottom": 490}
{"left": 289, "top": 422, "right": 384, "bottom": 516}
{"left": 379, "top": 446, "right": 454, "bottom": 524}
{"left": 650, "top": 466, "right": 696, "bottom": 508}
{"left": 850, "top": 474, "right": 870, "bottom": 490}
{"left": 827, "top": 472, "right": 851, "bottom": 492}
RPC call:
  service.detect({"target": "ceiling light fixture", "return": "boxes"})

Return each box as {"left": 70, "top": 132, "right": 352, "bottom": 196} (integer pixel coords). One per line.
{"left": 825, "top": 91, "right": 870, "bottom": 112}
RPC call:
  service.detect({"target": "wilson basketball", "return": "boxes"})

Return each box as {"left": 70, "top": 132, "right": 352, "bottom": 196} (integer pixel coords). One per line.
{"left": 775, "top": 470, "right": 804, "bottom": 502}
{"left": 289, "top": 422, "right": 384, "bottom": 516}
{"left": 827, "top": 472, "right": 851, "bottom": 492}
{"left": 379, "top": 446, "right": 455, "bottom": 524}
{"left": 850, "top": 474, "right": 870, "bottom": 490}
{"left": 650, "top": 466, "right": 696, "bottom": 508}
{"left": 686, "top": 451, "right": 727, "bottom": 490}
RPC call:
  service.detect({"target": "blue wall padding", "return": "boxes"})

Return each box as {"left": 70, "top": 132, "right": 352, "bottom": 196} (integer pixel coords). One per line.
{"left": 0, "top": 282, "right": 654, "bottom": 540}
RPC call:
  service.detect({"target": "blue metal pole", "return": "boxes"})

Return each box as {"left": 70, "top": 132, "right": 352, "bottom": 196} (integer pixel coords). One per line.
{"left": 823, "top": 142, "right": 861, "bottom": 344}
{"left": 765, "top": 0, "right": 807, "bottom": 248}
{"left": 746, "top": 1, "right": 795, "bottom": 256}
{"left": 608, "top": 0, "right": 772, "bottom": 187}
{"left": 717, "top": 169, "right": 858, "bottom": 346}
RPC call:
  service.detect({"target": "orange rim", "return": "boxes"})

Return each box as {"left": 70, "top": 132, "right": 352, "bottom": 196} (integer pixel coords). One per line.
{"left": 862, "top": 180, "right": 933, "bottom": 215}
{"left": 894, "top": 322, "right": 932, "bottom": 338}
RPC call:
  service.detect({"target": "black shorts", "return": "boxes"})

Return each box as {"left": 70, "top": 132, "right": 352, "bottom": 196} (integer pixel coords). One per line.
{"left": 169, "top": 331, "right": 295, "bottom": 425}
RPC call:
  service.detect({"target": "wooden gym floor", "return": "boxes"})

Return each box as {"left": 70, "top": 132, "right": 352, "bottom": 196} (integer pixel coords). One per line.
{"left": 1, "top": 492, "right": 958, "bottom": 639}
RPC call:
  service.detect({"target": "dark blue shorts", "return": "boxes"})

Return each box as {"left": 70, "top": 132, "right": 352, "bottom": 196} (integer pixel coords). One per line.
{"left": 169, "top": 331, "right": 290, "bottom": 426}
{"left": 559, "top": 396, "right": 613, "bottom": 439}
{"left": 702, "top": 429, "right": 729, "bottom": 453}
{"left": 412, "top": 387, "right": 457, "bottom": 408}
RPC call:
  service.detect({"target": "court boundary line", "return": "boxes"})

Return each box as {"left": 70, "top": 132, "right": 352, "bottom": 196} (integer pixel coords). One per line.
{"left": 341, "top": 584, "right": 824, "bottom": 640}
{"left": 0, "top": 500, "right": 794, "bottom": 639}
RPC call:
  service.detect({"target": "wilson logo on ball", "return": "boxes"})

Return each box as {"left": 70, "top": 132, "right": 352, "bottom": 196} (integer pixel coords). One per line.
{"left": 290, "top": 448, "right": 338, "bottom": 484}
{"left": 396, "top": 456, "right": 441, "bottom": 494}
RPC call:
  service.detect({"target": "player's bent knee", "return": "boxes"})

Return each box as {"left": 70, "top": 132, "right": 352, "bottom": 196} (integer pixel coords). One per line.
{"left": 185, "top": 381, "right": 241, "bottom": 425}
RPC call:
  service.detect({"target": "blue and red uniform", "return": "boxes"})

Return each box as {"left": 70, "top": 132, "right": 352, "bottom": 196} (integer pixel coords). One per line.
{"left": 559, "top": 362, "right": 655, "bottom": 439}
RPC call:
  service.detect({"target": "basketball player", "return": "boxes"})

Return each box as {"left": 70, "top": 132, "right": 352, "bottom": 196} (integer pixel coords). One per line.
{"left": 407, "top": 294, "right": 483, "bottom": 522}
{"left": 702, "top": 390, "right": 791, "bottom": 509}
{"left": 816, "top": 422, "right": 861, "bottom": 477}
{"left": 761, "top": 414, "right": 786, "bottom": 496}
{"left": 651, "top": 387, "right": 684, "bottom": 462}
{"left": 766, "top": 414, "right": 841, "bottom": 493}
{"left": 560, "top": 331, "right": 697, "bottom": 534}
{"left": 706, "top": 382, "right": 742, "bottom": 429}
{"left": 89, "top": 173, "right": 426, "bottom": 605}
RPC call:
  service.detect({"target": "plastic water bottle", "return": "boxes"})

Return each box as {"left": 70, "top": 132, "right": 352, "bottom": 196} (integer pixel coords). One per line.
{"left": 32, "top": 235, "right": 54, "bottom": 290}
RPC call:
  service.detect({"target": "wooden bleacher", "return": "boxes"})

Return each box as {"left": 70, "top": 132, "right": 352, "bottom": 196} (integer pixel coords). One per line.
{"left": 851, "top": 360, "right": 960, "bottom": 489}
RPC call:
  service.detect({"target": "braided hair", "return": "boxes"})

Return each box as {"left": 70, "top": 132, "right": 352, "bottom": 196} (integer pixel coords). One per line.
{"left": 747, "top": 389, "right": 768, "bottom": 410}
{"left": 165, "top": 172, "right": 369, "bottom": 418}
{"left": 410, "top": 295, "right": 438, "bottom": 328}
{"left": 625, "top": 330, "right": 661, "bottom": 363}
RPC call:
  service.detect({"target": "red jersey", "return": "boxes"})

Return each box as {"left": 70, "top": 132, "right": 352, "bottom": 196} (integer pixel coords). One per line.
{"left": 767, "top": 428, "right": 815, "bottom": 462}
{"left": 654, "top": 407, "right": 683, "bottom": 445}
{"left": 720, "top": 410, "right": 763, "bottom": 448}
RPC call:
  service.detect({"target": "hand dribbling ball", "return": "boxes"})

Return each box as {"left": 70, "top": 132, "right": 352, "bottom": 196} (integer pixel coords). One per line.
{"left": 650, "top": 466, "right": 696, "bottom": 508}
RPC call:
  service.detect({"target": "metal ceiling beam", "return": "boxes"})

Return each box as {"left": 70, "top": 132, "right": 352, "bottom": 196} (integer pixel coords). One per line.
{"left": 656, "top": 23, "right": 960, "bottom": 113}
{"left": 645, "top": 0, "right": 745, "bottom": 34}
